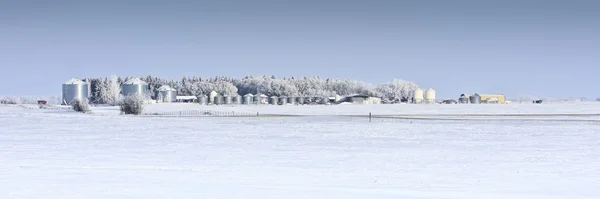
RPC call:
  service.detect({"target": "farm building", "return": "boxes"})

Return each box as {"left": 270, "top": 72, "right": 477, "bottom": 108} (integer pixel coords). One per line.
{"left": 337, "top": 95, "right": 381, "bottom": 105}
{"left": 479, "top": 94, "right": 506, "bottom": 104}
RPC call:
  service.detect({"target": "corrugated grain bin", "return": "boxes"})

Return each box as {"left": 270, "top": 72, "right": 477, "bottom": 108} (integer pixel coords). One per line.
{"left": 155, "top": 85, "right": 177, "bottom": 103}
{"left": 253, "top": 94, "right": 262, "bottom": 104}
{"left": 62, "top": 78, "right": 89, "bottom": 105}
{"left": 209, "top": 91, "right": 218, "bottom": 104}
{"left": 278, "top": 96, "right": 287, "bottom": 105}
{"left": 232, "top": 95, "right": 242, "bottom": 104}
{"left": 260, "top": 94, "right": 268, "bottom": 104}
{"left": 122, "top": 78, "right": 148, "bottom": 97}
{"left": 287, "top": 96, "right": 296, "bottom": 104}
{"left": 458, "top": 94, "right": 469, "bottom": 104}
{"left": 223, "top": 95, "right": 232, "bottom": 105}
{"left": 243, "top": 93, "right": 254, "bottom": 104}
{"left": 213, "top": 95, "right": 224, "bottom": 105}
{"left": 296, "top": 96, "right": 305, "bottom": 105}
{"left": 269, "top": 96, "right": 278, "bottom": 105}
{"left": 469, "top": 93, "right": 481, "bottom": 104}
{"left": 197, "top": 95, "right": 208, "bottom": 105}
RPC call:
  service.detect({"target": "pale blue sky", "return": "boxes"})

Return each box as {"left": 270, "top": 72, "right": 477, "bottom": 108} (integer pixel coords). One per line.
{"left": 1, "top": 0, "right": 598, "bottom": 98}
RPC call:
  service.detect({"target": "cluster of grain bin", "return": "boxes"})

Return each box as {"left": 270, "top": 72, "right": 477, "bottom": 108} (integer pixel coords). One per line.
{"left": 412, "top": 88, "right": 435, "bottom": 104}
{"left": 62, "top": 78, "right": 89, "bottom": 105}
{"left": 457, "top": 93, "right": 506, "bottom": 104}
{"left": 196, "top": 92, "right": 344, "bottom": 105}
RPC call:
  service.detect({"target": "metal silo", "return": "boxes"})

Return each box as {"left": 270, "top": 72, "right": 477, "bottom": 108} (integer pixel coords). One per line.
{"left": 197, "top": 95, "right": 208, "bottom": 105}
{"left": 209, "top": 91, "right": 218, "bottom": 104}
{"left": 243, "top": 93, "right": 254, "bottom": 104}
{"left": 296, "top": 96, "right": 305, "bottom": 105}
{"left": 424, "top": 88, "right": 436, "bottom": 104}
{"left": 458, "top": 94, "right": 469, "bottom": 104}
{"left": 122, "top": 78, "right": 148, "bottom": 97}
{"left": 223, "top": 95, "right": 232, "bottom": 105}
{"left": 278, "top": 96, "right": 287, "bottom": 105}
{"left": 413, "top": 88, "right": 424, "bottom": 104}
{"left": 319, "top": 96, "right": 328, "bottom": 104}
{"left": 260, "top": 94, "right": 268, "bottom": 104}
{"left": 287, "top": 96, "right": 296, "bottom": 104}
{"left": 269, "top": 96, "right": 278, "bottom": 105}
{"left": 232, "top": 95, "right": 242, "bottom": 104}
{"left": 62, "top": 78, "right": 89, "bottom": 105}
{"left": 469, "top": 93, "right": 481, "bottom": 104}
{"left": 213, "top": 95, "right": 224, "bottom": 105}
{"left": 155, "top": 85, "right": 177, "bottom": 103}
{"left": 253, "top": 94, "right": 262, "bottom": 104}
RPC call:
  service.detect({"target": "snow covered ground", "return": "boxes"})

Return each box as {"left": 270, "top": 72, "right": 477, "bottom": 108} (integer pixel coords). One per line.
{"left": 1, "top": 104, "right": 599, "bottom": 199}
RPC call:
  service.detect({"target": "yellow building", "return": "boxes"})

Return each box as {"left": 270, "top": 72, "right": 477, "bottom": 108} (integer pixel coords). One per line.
{"left": 479, "top": 94, "right": 506, "bottom": 104}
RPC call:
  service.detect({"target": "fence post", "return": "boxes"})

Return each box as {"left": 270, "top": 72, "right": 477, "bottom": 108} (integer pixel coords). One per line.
{"left": 369, "top": 112, "right": 372, "bottom": 122}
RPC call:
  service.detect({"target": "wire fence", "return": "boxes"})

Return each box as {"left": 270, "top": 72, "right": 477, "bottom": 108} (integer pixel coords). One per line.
{"left": 144, "top": 110, "right": 259, "bottom": 117}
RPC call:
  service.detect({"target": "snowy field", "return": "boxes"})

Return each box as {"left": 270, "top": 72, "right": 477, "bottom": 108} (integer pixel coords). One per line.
{"left": 1, "top": 103, "right": 599, "bottom": 199}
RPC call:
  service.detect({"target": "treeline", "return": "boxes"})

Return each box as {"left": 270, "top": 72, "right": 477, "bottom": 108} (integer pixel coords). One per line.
{"left": 80, "top": 75, "right": 420, "bottom": 104}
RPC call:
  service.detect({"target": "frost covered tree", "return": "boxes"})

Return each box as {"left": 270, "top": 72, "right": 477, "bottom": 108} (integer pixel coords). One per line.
{"left": 86, "top": 75, "right": 419, "bottom": 102}
{"left": 213, "top": 80, "right": 238, "bottom": 96}
{"left": 376, "top": 79, "right": 419, "bottom": 102}
{"left": 99, "top": 75, "right": 122, "bottom": 105}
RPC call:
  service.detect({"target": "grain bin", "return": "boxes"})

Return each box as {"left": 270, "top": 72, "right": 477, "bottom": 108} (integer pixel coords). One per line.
{"left": 223, "top": 95, "right": 232, "bottom": 105}
{"left": 413, "top": 88, "right": 424, "bottom": 104}
{"left": 213, "top": 95, "right": 224, "bottom": 105}
{"left": 296, "top": 96, "right": 305, "bottom": 105}
{"left": 424, "top": 88, "right": 436, "bottom": 104}
{"left": 155, "top": 85, "right": 177, "bottom": 103}
{"left": 243, "top": 93, "right": 254, "bottom": 104}
{"left": 232, "top": 95, "right": 242, "bottom": 104}
{"left": 320, "top": 97, "right": 328, "bottom": 104}
{"left": 269, "top": 96, "right": 278, "bottom": 105}
{"left": 278, "top": 96, "right": 288, "bottom": 105}
{"left": 287, "top": 96, "right": 296, "bottom": 104}
{"left": 253, "top": 94, "right": 262, "bottom": 104}
{"left": 260, "top": 94, "right": 268, "bottom": 104}
{"left": 62, "top": 78, "right": 89, "bottom": 105}
{"left": 458, "top": 94, "right": 469, "bottom": 104}
{"left": 122, "top": 78, "right": 148, "bottom": 97}
{"left": 197, "top": 94, "right": 208, "bottom": 105}
{"left": 469, "top": 93, "right": 481, "bottom": 104}
{"left": 209, "top": 91, "right": 218, "bottom": 104}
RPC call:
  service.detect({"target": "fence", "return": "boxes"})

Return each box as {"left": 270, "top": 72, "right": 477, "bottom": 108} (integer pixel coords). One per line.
{"left": 144, "top": 110, "right": 259, "bottom": 117}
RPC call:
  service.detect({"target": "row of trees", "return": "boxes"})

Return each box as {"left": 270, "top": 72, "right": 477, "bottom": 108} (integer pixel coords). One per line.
{"left": 80, "top": 75, "right": 421, "bottom": 104}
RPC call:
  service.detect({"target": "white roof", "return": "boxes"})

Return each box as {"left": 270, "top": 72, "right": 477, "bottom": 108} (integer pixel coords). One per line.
{"left": 157, "top": 85, "right": 176, "bottom": 91}
{"left": 176, "top": 96, "right": 197, "bottom": 100}
{"left": 124, "top": 78, "right": 147, "bottom": 85}
{"left": 64, "top": 78, "right": 86, "bottom": 85}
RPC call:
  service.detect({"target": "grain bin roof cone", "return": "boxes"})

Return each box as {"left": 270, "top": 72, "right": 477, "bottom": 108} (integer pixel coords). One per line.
{"left": 413, "top": 88, "right": 424, "bottom": 104}
{"left": 424, "top": 88, "right": 436, "bottom": 104}
{"left": 62, "top": 78, "right": 89, "bottom": 105}
{"left": 122, "top": 78, "right": 148, "bottom": 96}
